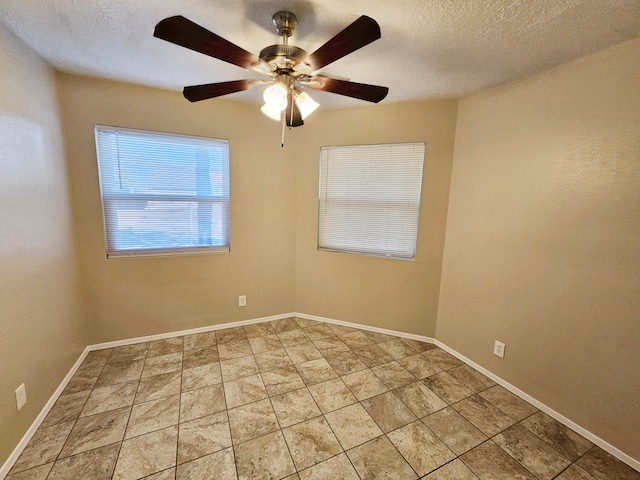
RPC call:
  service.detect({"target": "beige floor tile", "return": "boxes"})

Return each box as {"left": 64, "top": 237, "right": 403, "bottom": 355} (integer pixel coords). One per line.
{"left": 423, "top": 459, "right": 479, "bottom": 479}
{"left": 126, "top": 394, "right": 180, "bottom": 439}
{"left": 113, "top": 426, "right": 178, "bottom": 480}
{"left": 340, "top": 331, "right": 375, "bottom": 349}
{"left": 295, "top": 358, "right": 338, "bottom": 386}
{"left": 555, "top": 464, "right": 598, "bottom": 480}
{"left": 448, "top": 365, "right": 496, "bottom": 393}
{"left": 307, "top": 378, "right": 357, "bottom": 413}
{"left": 10, "top": 421, "right": 75, "bottom": 474}
{"left": 220, "top": 355, "right": 259, "bottom": 382}
{"left": 378, "top": 338, "right": 419, "bottom": 359}
{"left": 183, "top": 332, "right": 216, "bottom": 351}
{"left": 143, "top": 467, "right": 176, "bottom": 479}
{"left": 148, "top": 337, "right": 183, "bottom": 357}
{"left": 324, "top": 350, "right": 368, "bottom": 376}
{"left": 80, "top": 381, "right": 138, "bottom": 417}
{"left": 135, "top": 371, "right": 181, "bottom": 403}
{"left": 272, "top": 317, "right": 301, "bottom": 333}
{"left": 453, "top": 395, "right": 516, "bottom": 437}
{"left": 41, "top": 390, "right": 91, "bottom": 427}
{"left": 310, "top": 336, "right": 349, "bottom": 354}
{"left": 244, "top": 322, "right": 276, "bottom": 338}
{"left": 107, "top": 344, "right": 149, "bottom": 365}
{"left": 228, "top": 398, "right": 279, "bottom": 443}
{"left": 371, "top": 361, "right": 416, "bottom": 389}
{"left": 479, "top": 385, "right": 538, "bottom": 421}
{"left": 397, "top": 354, "right": 442, "bottom": 379}
{"left": 141, "top": 352, "right": 183, "bottom": 378}
{"left": 285, "top": 341, "right": 323, "bottom": 364}
{"left": 401, "top": 338, "right": 438, "bottom": 353}
{"left": 341, "top": 368, "right": 388, "bottom": 400}
{"left": 180, "top": 384, "right": 226, "bottom": 422}
{"left": 95, "top": 359, "right": 145, "bottom": 387}
{"left": 59, "top": 408, "right": 129, "bottom": 458}
{"left": 347, "top": 436, "right": 418, "bottom": 479}
{"left": 302, "top": 323, "right": 335, "bottom": 339}
{"left": 176, "top": 448, "right": 236, "bottom": 480}
{"left": 298, "top": 453, "right": 359, "bottom": 480}
{"left": 327, "top": 324, "right": 360, "bottom": 336}
{"left": 248, "top": 334, "right": 282, "bottom": 354}
{"left": 324, "top": 403, "right": 383, "bottom": 450}
{"left": 282, "top": 416, "right": 342, "bottom": 470}
{"left": 462, "top": 441, "right": 537, "bottom": 479}
{"left": 520, "top": 411, "right": 594, "bottom": 461}
{"left": 182, "top": 346, "right": 219, "bottom": 369}
{"left": 422, "top": 407, "right": 487, "bottom": 455}
{"left": 6, "top": 463, "right": 54, "bottom": 480}
{"left": 181, "top": 362, "right": 222, "bottom": 391}
{"left": 422, "top": 371, "right": 475, "bottom": 404}
{"left": 217, "top": 338, "right": 254, "bottom": 360}
{"left": 395, "top": 381, "right": 447, "bottom": 417}
{"left": 294, "top": 317, "right": 318, "bottom": 328}
{"left": 216, "top": 326, "right": 247, "bottom": 344}
{"left": 254, "top": 348, "right": 293, "bottom": 372}
{"left": 234, "top": 431, "right": 296, "bottom": 480}
{"left": 177, "top": 411, "right": 232, "bottom": 464}
{"left": 277, "top": 328, "right": 310, "bottom": 347}
{"left": 262, "top": 365, "right": 306, "bottom": 396}
{"left": 223, "top": 373, "right": 268, "bottom": 408}
{"left": 271, "top": 387, "right": 322, "bottom": 428}
{"left": 47, "top": 443, "right": 120, "bottom": 480}
{"left": 353, "top": 344, "right": 394, "bottom": 367}
{"left": 62, "top": 364, "right": 102, "bottom": 394}
{"left": 423, "top": 348, "right": 463, "bottom": 370}
{"left": 361, "top": 391, "right": 417, "bottom": 433}
{"left": 576, "top": 447, "right": 640, "bottom": 480}
{"left": 363, "top": 331, "right": 398, "bottom": 344}
{"left": 495, "top": 424, "right": 572, "bottom": 480}
{"left": 388, "top": 420, "right": 456, "bottom": 476}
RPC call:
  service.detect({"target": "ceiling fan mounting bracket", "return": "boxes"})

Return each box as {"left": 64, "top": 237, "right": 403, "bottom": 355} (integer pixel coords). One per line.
{"left": 272, "top": 11, "right": 298, "bottom": 41}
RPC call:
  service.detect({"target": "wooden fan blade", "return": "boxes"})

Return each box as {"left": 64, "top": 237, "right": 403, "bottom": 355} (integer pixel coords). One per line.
{"left": 154, "top": 16, "right": 259, "bottom": 69}
{"left": 306, "top": 16, "right": 381, "bottom": 72}
{"left": 286, "top": 93, "right": 304, "bottom": 127}
{"left": 309, "top": 77, "right": 388, "bottom": 103}
{"left": 183, "top": 80, "right": 251, "bottom": 102}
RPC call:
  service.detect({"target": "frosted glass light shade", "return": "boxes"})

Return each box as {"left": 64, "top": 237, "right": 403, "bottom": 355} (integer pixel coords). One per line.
{"left": 261, "top": 103, "right": 282, "bottom": 121}
{"left": 295, "top": 91, "right": 319, "bottom": 120}
{"left": 263, "top": 83, "right": 288, "bottom": 110}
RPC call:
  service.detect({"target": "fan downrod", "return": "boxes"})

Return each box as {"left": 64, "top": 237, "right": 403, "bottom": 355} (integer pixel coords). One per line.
{"left": 272, "top": 11, "right": 298, "bottom": 42}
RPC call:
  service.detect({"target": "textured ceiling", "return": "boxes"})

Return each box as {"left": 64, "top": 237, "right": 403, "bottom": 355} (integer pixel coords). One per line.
{"left": 1, "top": 0, "right": 639, "bottom": 109}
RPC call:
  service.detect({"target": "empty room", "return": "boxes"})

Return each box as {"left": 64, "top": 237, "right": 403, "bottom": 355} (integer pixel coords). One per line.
{"left": 0, "top": 1, "right": 638, "bottom": 479}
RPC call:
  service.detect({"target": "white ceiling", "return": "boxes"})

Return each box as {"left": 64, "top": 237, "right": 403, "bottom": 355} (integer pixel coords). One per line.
{"left": 1, "top": 0, "right": 639, "bottom": 109}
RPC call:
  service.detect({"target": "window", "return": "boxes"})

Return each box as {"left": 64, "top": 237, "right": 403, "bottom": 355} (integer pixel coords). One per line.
{"left": 318, "top": 142, "right": 425, "bottom": 259}
{"left": 95, "top": 125, "right": 230, "bottom": 258}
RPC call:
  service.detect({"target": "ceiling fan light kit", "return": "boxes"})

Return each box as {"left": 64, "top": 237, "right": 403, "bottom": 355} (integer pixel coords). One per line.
{"left": 153, "top": 10, "right": 388, "bottom": 144}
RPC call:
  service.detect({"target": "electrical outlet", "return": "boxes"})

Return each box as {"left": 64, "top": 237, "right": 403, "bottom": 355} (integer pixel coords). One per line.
{"left": 15, "top": 384, "right": 27, "bottom": 411}
{"left": 238, "top": 295, "right": 246, "bottom": 307}
{"left": 494, "top": 340, "right": 506, "bottom": 359}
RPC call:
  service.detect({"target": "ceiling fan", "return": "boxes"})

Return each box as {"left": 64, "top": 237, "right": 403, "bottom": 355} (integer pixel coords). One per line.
{"left": 153, "top": 11, "right": 389, "bottom": 129}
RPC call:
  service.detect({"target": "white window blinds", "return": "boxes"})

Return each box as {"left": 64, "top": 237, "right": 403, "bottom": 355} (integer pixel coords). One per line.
{"left": 318, "top": 143, "right": 425, "bottom": 260}
{"left": 95, "top": 125, "right": 230, "bottom": 258}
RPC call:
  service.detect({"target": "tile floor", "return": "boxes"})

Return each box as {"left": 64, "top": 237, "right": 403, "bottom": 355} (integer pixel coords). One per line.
{"left": 6, "top": 317, "right": 639, "bottom": 480}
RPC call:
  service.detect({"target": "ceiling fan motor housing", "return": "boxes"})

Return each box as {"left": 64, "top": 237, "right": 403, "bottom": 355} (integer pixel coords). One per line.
{"left": 259, "top": 44, "right": 309, "bottom": 73}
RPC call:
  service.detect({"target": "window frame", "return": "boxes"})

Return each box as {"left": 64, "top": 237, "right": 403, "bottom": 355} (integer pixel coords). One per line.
{"left": 94, "top": 125, "right": 230, "bottom": 259}
{"left": 317, "top": 142, "right": 425, "bottom": 260}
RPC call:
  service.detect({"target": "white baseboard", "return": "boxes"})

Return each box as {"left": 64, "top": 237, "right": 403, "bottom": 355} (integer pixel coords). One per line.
{"left": 2, "top": 312, "right": 638, "bottom": 477}
{"left": 0, "top": 346, "right": 90, "bottom": 480}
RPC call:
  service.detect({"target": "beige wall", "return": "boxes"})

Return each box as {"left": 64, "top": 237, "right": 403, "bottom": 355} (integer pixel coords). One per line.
{"left": 294, "top": 101, "right": 458, "bottom": 336}
{"left": 57, "top": 74, "right": 297, "bottom": 343}
{"left": 437, "top": 38, "right": 640, "bottom": 458}
{"left": 0, "top": 25, "right": 86, "bottom": 463}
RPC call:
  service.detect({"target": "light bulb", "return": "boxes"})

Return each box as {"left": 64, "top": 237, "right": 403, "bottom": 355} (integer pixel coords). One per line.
{"left": 295, "top": 91, "right": 319, "bottom": 120}
{"left": 263, "top": 83, "right": 288, "bottom": 111}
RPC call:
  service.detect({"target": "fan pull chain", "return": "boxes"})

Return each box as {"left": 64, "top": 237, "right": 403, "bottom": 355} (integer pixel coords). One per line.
{"left": 281, "top": 109, "right": 286, "bottom": 147}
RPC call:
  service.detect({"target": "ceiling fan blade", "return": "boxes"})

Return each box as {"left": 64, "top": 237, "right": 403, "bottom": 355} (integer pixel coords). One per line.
{"left": 154, "top": 16, "right": 259, "bottom": 69}
{"left": 286, "top": 93, "right": 304, "bottom": 127}
{"left": 309, "top": 77, "right": 388, "bottom": 103}
{"left": 306, "top": 16, "right": 381, "bottom": 71}
{"left": 183, "top": 80, "right": 251, "bottom": 102}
